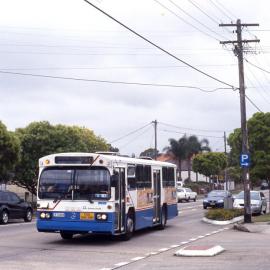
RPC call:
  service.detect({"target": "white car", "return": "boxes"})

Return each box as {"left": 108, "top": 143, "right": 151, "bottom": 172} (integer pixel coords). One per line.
{"left": 233, "top": 191, "right": 267, "bottom": 215}
{"left": 177, "top": 187, "right": 197, "bottom": 202}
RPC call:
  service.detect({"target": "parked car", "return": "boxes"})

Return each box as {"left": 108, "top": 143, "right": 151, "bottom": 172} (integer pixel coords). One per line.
{"left": 203, "top": 190, "right": 232, "bottom": 209}
{"left": 261, "top": 180, "right": 269, "bottom": 190}
{"left": 233, "top": 191, "right": 267, "bottom": 215}
{"left": 177, "top": 187, "right": 197, "bottom": 202}
{"left": 0, "top": 191, "right": 33, "bottom": 224}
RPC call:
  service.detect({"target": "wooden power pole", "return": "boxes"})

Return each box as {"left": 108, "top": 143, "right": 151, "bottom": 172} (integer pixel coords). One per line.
{"left": 220, "top": 19, "right": 259, "bottom": 223}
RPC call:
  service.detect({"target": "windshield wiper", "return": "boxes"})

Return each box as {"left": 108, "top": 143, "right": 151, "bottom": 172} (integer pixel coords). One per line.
{"left": 53, "top": 193, "right": 67, "bottom": 203}
{"left": 88, "top": 193, "right": 94, "bottom": 204}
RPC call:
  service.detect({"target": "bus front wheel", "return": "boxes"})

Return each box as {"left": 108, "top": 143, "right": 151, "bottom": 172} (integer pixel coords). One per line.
{"left": 157, "top": 206, "right": 167, "bottom": 230}
{"left": 122, "top": 214, "right": 134, "bottom": 241}
{"left": 60, "top": 232, "right": 73, "bottom": 240}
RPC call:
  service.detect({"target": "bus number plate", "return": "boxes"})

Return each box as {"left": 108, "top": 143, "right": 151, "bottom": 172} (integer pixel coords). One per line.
{"left": 80, "top": 212, "right": 94, "bottom": 220}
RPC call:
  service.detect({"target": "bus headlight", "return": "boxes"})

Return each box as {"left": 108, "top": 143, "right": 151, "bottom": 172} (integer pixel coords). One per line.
{"left": 45, "top": 212, "right": 51, "bottom": 219}
{"left": 96, "top": 213, "right": 108, "bottom": 221}
{"left": 40, "top": 212, "right": 51, "bottom": 219}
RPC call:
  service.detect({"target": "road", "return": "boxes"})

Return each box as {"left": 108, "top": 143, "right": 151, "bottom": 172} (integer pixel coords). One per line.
{"left": 0, "top": 195, "right": 269, "bottom": 270}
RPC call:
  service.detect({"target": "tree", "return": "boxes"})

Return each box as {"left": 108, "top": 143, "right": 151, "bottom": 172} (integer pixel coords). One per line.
{"left": 140, "top": 148, "right": 159, "bottom": 159}
{"left": 164, "top": 137, "right": 189, "bottom": 180}
{"left": 0, "top": 121, "right": 20, "bottom": 183}
{"left": 192, "top": 152, "right": 227, "bottom": 183}
{"left": 164, "top": 135, "right": 210, "bottom": 181}
{"left": 228, "top": 112, "right": 270, "bottom": 184}
{"left": 185, "top": 136, "right": 210, "bottom": 181}
{"left": 13, "top": 121, "right": 108, "bottom": 195}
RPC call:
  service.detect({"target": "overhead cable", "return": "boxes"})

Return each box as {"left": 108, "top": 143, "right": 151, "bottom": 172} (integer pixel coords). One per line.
{"left": 109, "top": 123, "right": 152, "bottom": 144}
{"left": 0, "top": 70, "right": 234, "bottom": 92}
{"left": 82, "top": 0, "right": 236, "bottom": 89}
{"left": 168, "top": 0, "right": 228, "bottom": 40}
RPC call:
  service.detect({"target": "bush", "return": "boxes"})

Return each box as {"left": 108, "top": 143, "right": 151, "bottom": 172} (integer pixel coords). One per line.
{"left": 205, "top": 209, "right": 244, "bottom": 221}
{"left": 184, "top": 181, "right": 211, "bottom": 194}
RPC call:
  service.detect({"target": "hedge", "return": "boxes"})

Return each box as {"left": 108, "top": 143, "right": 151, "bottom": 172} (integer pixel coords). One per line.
{"left": 205, "top": 209, "right": 244, "bottom": 221}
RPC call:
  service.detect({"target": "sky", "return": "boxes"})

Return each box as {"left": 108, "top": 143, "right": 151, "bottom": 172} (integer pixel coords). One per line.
{"left": 0, "top": 0, "right": 269, "bottom": 156}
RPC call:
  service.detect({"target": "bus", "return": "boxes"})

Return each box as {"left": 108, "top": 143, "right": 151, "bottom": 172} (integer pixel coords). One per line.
{"left": 36, "top": 152, "right": 178, "bottom": 240}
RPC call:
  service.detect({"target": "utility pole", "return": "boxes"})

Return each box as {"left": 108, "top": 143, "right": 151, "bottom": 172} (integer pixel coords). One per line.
{"left": 152, "top": 120, "right": 158, "bottom": 160}
{"left": 220, "top": 19, "right": 259, "bottom": 223}
{"left": 224, "top": 131, "right": 228, "bottom": 191}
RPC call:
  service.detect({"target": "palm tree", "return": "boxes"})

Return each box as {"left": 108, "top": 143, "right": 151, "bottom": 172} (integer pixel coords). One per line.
{"left": 164, "top": 137, "right": 189, "bottom": 180}
{"left": 186, "top": 136, "right": 211, "bottom": 181}
{"left": 164, "top": 135, "right": 210, "bottom": 182}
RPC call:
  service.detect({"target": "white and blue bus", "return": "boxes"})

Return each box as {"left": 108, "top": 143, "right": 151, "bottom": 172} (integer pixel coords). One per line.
{"left": 36, "top": 152, "right": 178, "bottom": 240}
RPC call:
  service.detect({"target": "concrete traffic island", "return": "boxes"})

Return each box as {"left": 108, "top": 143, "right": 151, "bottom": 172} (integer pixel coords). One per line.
{"left": 175, "top": 245, "right": 225, "bottom": 257}
{"left": 202, "top": 215, "right": 244, "bottom": 225}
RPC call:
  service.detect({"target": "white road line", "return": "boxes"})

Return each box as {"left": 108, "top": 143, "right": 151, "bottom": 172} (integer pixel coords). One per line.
{"left": 105, "top": 227, "right": 230, "bottom": 269}
{"left": 189, "top": 238, "right": 198, "bottom": 241}
{"left": 158, "top": 248, "right": 170, "bottom": 252}
{"left": 191, "top": 208, "right": 197, "bottom": 211}
{"left": 114, "top": 262, "right": 129, "bottom": 267}
{"left": 170, "top": 244, "right": 180, "bottom": 248}
{"left": 130, "top": 257, "right": 145, "bottom": 261}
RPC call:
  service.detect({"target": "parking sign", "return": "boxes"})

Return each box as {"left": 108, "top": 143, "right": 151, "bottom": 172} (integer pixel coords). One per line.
{"left": 240, "top": 153, "right": 250, "bottom": 167}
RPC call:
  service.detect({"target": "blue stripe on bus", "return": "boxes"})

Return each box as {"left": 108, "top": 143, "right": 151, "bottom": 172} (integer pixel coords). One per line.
{"left": 167, "top": 203, "right": 178, "bottom": 219}
{"left": 135, "top": 208, "right": 154, "bottom": 230}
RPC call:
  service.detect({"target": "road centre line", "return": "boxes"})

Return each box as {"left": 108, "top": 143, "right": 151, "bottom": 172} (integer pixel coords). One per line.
{"left": 100, "top": 226, "right": 230, "bottom": 270}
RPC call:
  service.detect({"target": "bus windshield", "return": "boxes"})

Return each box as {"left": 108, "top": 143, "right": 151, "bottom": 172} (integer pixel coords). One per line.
{"left": 38, "top": 167, "right": 110, "bottom": 200}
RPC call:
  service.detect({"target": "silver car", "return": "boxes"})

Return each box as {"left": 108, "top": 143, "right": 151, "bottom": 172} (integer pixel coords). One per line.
{"left": 233, "top": 191, "right": 267, "bottom": 214}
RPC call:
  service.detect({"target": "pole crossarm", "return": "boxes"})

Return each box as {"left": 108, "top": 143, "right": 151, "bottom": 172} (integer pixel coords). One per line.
{"left": 219, "top": 23, "right": 259, "bottom": 27}
{"left": 220, "top": 39, "right": 260, "bottom": 45}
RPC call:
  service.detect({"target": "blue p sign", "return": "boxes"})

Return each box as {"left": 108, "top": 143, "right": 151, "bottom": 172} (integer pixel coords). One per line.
{"left": 240, "top": 153, "right": 250, "bottom": 168}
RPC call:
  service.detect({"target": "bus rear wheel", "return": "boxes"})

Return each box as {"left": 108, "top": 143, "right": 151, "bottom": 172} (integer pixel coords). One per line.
{"left": 60, "top": 232, "right": 73, "bottom": 240}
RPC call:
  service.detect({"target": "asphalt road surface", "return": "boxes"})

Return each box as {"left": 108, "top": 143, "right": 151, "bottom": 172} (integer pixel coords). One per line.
{"left": 0, "top": 195, "right": 269, "bottom": 270}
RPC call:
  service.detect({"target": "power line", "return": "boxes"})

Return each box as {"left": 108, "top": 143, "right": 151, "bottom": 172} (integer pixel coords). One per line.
{"left": 245, "top": 94, "right": 262, "bottom": 112}
{"left": 0, "top": 63, "right": 237, "bottom": 71}
{"left": 158, "top": 121, "right": 226, "bottom": 133}
{"left": 245, "top": 63, "right": 270, "bottom": 104}
{"left": 0, "top": 70, "right": 233, "bottom": 92}
{"left": 187, "top": 0, "right": 219, "bottom": 25}
{"left": 154, "top": 0, "right": 220, "bottom": 41}
{"left": 208, "top": 0, "right": 233, "bottom": 21}
{"left": 245, "top": 58, "right": 270, "bottom": 74}
{"left": 109, "top": 123, "right": 152, "bottom": 144}
{"left": 118, "top": 126, "right": 153, "bottom": 150}
{"left": 160, "top": 129, "right": 223, "bottom": 139}
{"left": 82, "top": 0, "right": 236, "bottom": 89}
{"left": 168, "top": 0, "right": 229, "bottom": 41}
{"left": 214, "top": 0, "right": 237, "bottom": 20}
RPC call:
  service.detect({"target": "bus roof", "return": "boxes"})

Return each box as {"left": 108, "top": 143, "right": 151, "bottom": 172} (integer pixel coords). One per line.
{"left": 39, "top": 152, "right": 176, "bottom": 168}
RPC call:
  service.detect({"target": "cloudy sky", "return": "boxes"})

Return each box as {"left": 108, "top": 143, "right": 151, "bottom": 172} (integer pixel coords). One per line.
{"left": 0, "top": 0, "right": 269, "bottom": 156}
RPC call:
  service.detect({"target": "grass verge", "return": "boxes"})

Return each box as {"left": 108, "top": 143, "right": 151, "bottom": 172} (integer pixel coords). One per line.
{"left": 253, "top": 213, "right": 270, "bottom": 223}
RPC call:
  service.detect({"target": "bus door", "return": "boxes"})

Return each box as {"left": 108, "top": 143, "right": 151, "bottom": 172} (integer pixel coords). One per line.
{"left": 153, "top": 169, "right": 161, "bottom": 224}
{"left": 113, "top": 168, "right": 126, "bottom": 233}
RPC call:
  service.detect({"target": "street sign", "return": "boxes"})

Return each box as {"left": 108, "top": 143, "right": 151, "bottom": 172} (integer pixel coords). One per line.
{"left": 240, "top": 153, "right": 250, "bottom": 167}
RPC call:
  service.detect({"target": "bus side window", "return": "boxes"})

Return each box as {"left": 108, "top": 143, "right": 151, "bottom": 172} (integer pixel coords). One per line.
{"left": 127, "top": 166, "right": 136, "bottom": 190}
{"left": 111, "top": 172, "right": 119, "bottom": 200}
